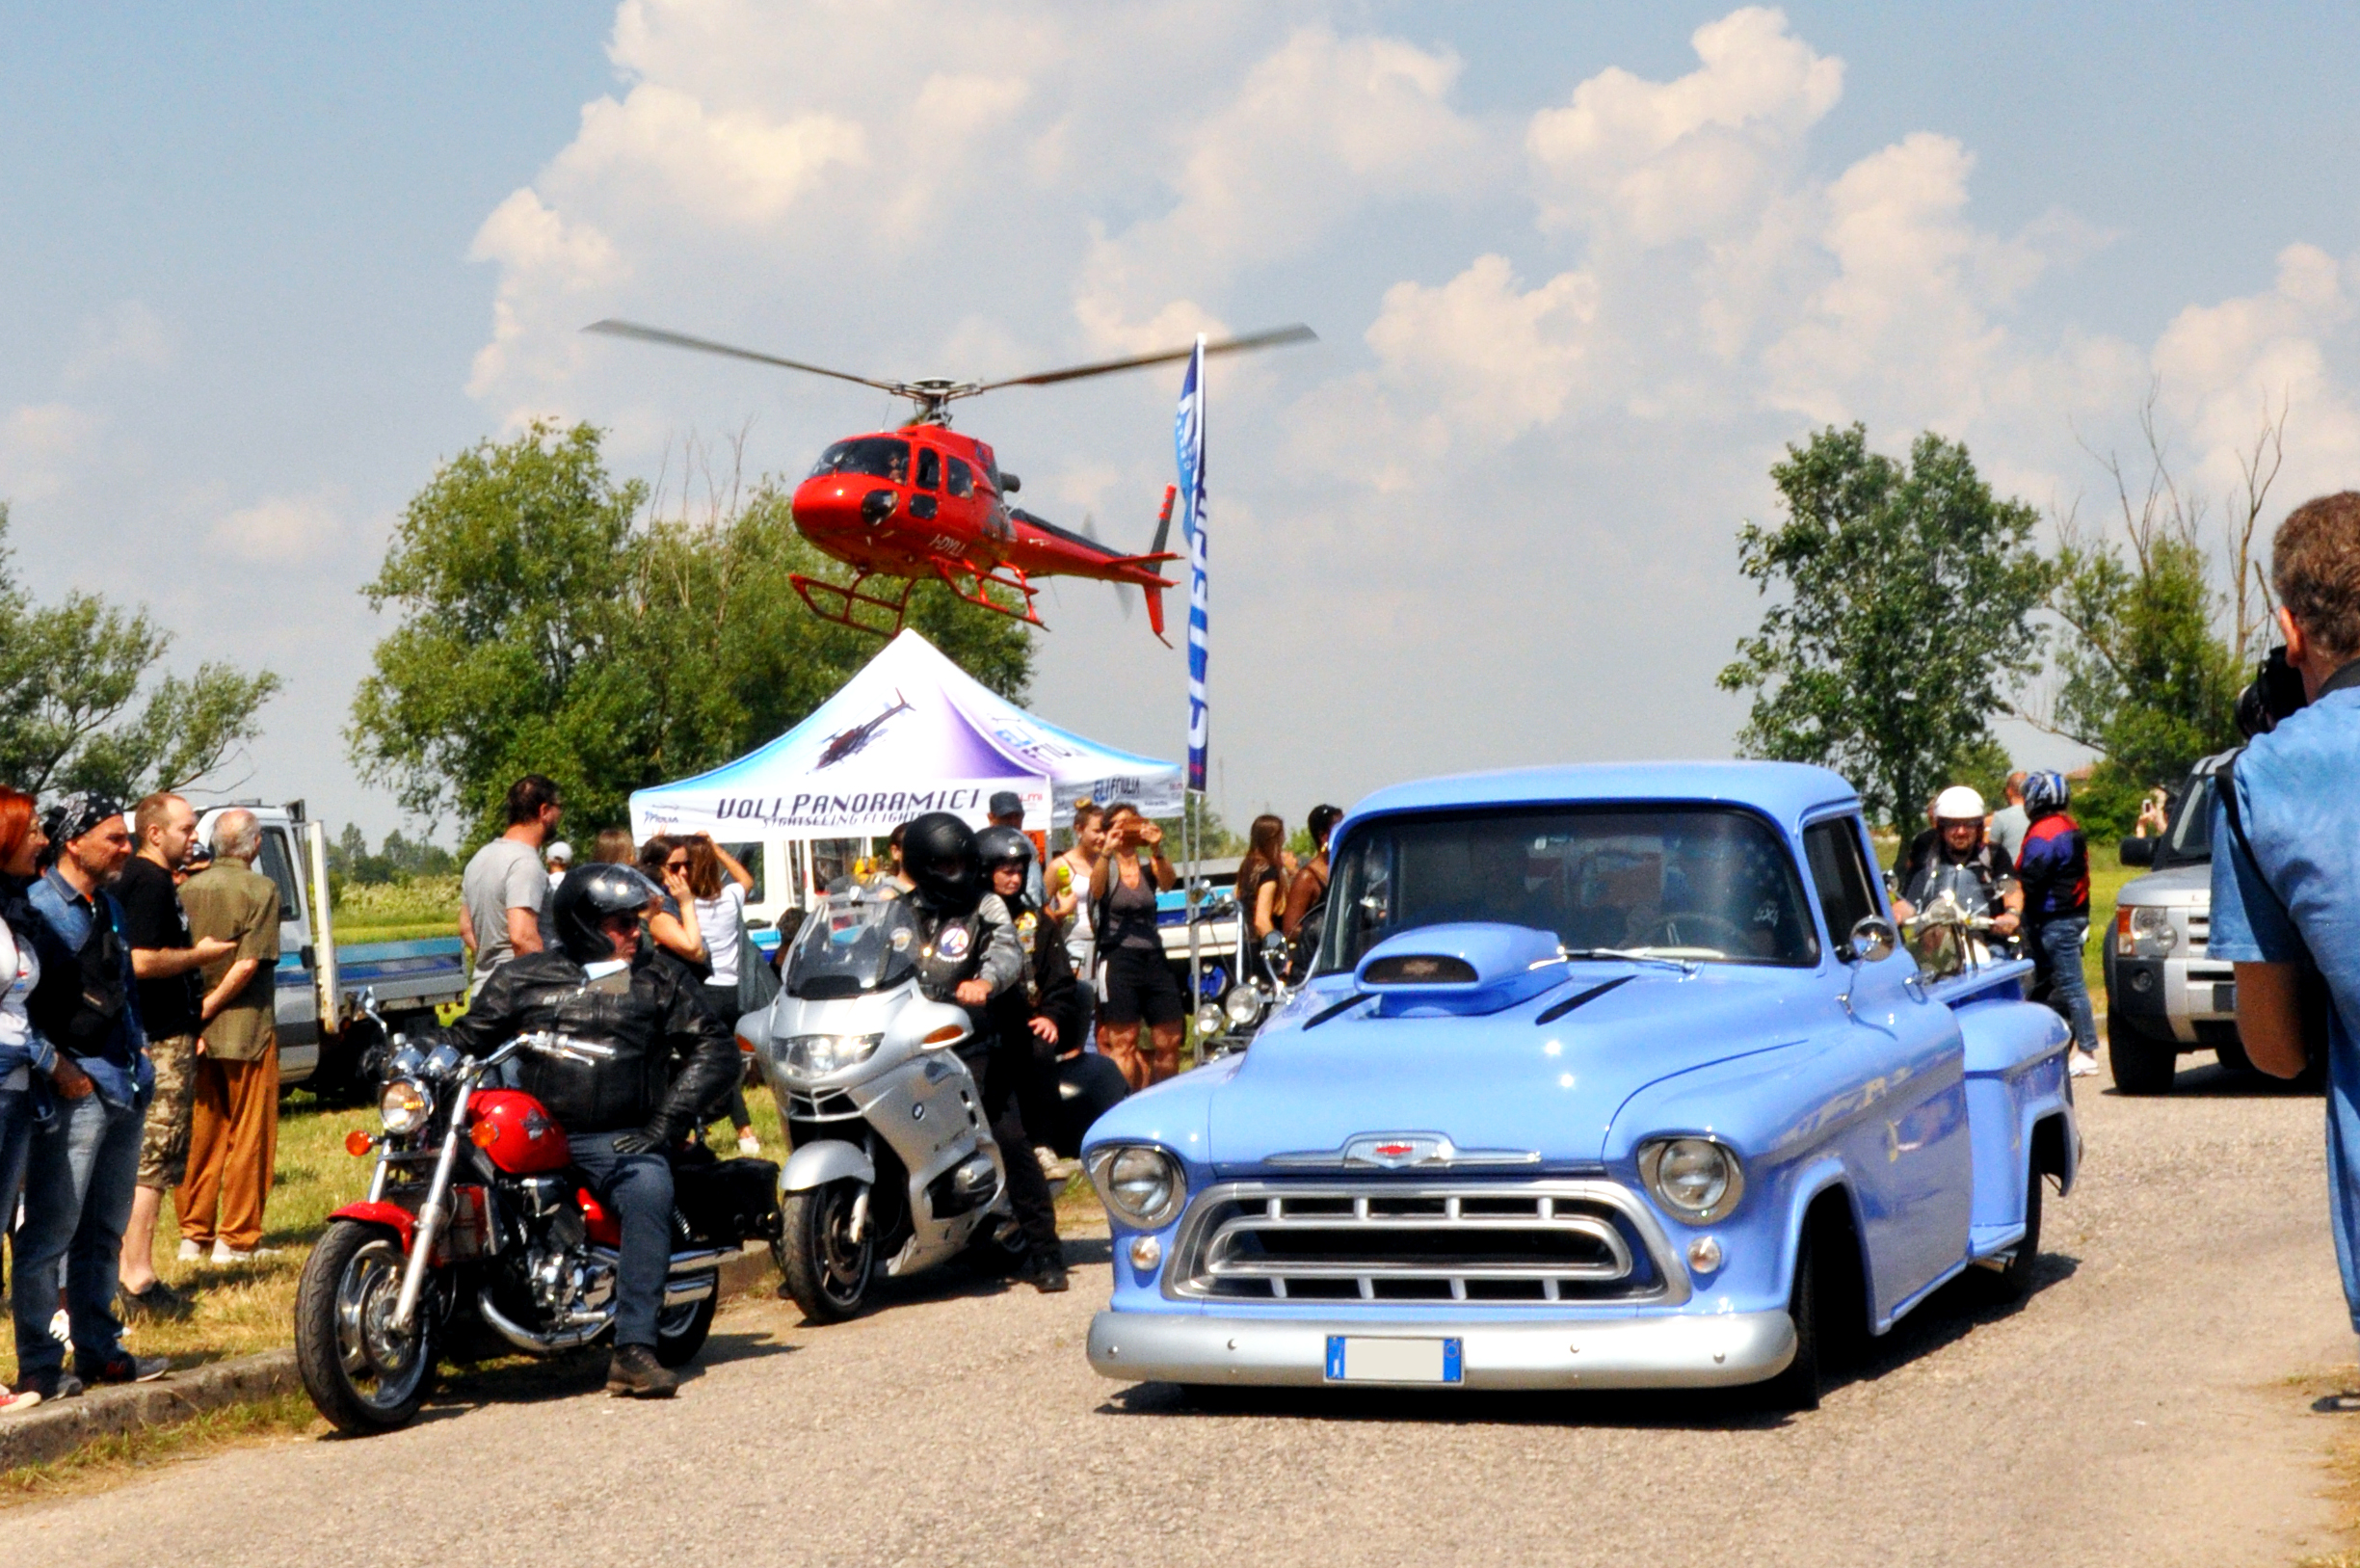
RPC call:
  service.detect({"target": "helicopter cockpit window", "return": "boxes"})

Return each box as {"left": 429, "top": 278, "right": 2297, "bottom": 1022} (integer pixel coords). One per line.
{"left": 945, "top": 457, "right": 974, "bottom": 498}
{"left": 810, "top": 438, "right": 910, "bottom": 484}
{"left": 915, "top": 447, "right": 941, "bottom": 490}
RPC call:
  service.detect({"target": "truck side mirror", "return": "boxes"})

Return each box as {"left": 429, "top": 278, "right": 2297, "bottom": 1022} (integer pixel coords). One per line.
{"left": 2118, "top": 837, "right": 2155, "bottom": 867}
{"left": 1847, "top": 916, "right": 1896, "bottom": 965}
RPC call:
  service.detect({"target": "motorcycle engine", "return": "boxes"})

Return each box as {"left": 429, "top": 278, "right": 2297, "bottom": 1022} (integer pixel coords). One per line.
{"left": 517, "top": 1179, "right": 615, "bottom": 1326}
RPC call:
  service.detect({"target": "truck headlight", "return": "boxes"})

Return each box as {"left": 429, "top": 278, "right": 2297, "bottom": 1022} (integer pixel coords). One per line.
{"left": 2117, "top": 906, "right": 2178, "bottom": 959}
{"left": 1639, "top": 1136, "right": 1744, "bottom": 1224}
{"left": 379, "top": 1077, "right": 433, "bottom": 1136}
{"left": 1086, "top": 1145, "right": 1185, "bottom": 1229}
{"left": 780, "top": 1033, "right": 883, "bottom": 1078}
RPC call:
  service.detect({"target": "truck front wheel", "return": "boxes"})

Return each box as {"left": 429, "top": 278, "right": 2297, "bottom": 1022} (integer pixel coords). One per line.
{"left": 2108, "top": 1012, "right": 2178, "bottom": 1096}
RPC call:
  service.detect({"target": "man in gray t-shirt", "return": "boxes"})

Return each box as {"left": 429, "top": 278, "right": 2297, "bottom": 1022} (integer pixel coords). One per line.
{"left": 1987, "top": 770, "right": 2030, "bottom": 865}
{"left": 459, "top": 775, "right": 564, "bottom": 995}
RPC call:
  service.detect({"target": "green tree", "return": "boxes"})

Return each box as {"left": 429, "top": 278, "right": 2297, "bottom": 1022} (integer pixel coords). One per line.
{"left": 0, "top": 505, "right": 281, "bottom": 798}
{"left": 2030, "top": 393, "right": 2282, "bottom": 838}
{"left": 349, "top": 422, "right": 1033, "bottom": 846}
{"left": 1718, "top": 425, "right": 2050, "bottom": 826}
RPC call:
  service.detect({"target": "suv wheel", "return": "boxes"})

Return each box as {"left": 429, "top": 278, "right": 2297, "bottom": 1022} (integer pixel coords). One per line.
{"left": 2108, "top": 1012, "right": 2178, "bottom": 1095}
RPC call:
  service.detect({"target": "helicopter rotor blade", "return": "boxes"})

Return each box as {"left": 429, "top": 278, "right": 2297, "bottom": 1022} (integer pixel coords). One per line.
{"left": 1079, "top": 513, "right": 1136, "bottom": 620}
{"left": 970, "top": 324, "right": 1317, "bottom": 393}
{"left": 582, "top": 320, "right": 909, "bottom": 397}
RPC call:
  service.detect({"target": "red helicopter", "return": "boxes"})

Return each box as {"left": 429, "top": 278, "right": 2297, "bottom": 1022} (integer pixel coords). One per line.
{"left": 583, "top": 318, "right": 1313, "bottom": 639}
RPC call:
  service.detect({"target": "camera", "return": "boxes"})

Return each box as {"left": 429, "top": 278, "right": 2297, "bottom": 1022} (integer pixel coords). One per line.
{"left": 2235, "top": 646, "right": 2309, "bottom": 739}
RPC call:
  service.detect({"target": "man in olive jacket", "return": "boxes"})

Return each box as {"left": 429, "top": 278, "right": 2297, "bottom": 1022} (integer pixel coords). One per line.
{"left": 176, "top": 810, "right": 282, "bottom": 1263}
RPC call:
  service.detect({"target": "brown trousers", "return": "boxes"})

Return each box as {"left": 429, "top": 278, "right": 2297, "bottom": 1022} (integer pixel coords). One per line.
{"left": 175, "top": 1049, "right": 279, "bottom": 1251}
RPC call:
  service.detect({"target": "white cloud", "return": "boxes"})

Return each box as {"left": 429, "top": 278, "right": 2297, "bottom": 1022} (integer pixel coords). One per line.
{"left": 210, "top": 488, "right": 350, "bottom": 564}
{"left": 64, "top": 301, "right": 173, "bottom": 384}
{"left": 554, "top": 82, "right": 866, "bottom": 228}
{"left": 0, "top": 403, "right": 105, "bottom": 505}
{"left": 1528, "top": 6, "right": 1841, "bottom": 245}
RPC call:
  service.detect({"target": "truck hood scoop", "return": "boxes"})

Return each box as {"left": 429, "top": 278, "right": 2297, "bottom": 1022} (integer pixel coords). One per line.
{"left": 1352, "top": 923, "right": 1570, "bottom": 1019}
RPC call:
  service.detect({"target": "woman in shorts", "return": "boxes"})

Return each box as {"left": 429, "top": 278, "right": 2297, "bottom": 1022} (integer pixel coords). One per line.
{"left": 1089, "top": 804, "right": 1180, "bottom": 1088}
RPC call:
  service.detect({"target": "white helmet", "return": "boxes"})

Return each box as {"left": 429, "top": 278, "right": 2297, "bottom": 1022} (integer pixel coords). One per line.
{"left": 1931, "top": 786, "right": 1986, "bottom": 822}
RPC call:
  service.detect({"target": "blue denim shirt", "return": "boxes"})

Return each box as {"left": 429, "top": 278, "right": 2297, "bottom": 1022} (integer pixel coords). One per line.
{"left": 2211, "top": 683, "right": 2360, "bottom": 1326}
{"left": 25, "top": 867, "right": 151, "bottom": 1109}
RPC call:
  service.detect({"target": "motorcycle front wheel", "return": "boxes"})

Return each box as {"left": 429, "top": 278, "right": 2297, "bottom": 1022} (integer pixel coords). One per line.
{"left": 294, "top": 1221, "right": 435, "bottom": 1435}
{"left": 778, "top": 1179, "right": 875, "bottom": 1323}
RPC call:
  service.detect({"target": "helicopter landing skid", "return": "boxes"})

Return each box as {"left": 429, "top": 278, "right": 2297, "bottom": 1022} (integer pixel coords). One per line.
{"left": 933, "top": 559, "right": 1045, "bottom": 630}
{"left": 790, "top": 571, "right": 916, "bottom": 638}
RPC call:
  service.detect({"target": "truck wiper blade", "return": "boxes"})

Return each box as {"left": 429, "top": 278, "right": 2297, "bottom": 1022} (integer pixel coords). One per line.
{"left": 1561, "top": 947, "right": 1700, "bottom": 975}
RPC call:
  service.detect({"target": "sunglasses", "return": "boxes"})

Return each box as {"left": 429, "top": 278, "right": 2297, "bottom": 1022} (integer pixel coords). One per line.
{"left": 665, "top": 858, "right": 689, "bottom": 871}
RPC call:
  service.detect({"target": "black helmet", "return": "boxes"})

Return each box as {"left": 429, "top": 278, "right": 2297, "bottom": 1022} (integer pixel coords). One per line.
{"left": 975, "top": 825, "right": 1035, "bottom": 872}
{"left": 550, "top": 863, "right": 661, "bottom": 965}
{"left": 903, "top": 811, "right": 981, "bottom": 914}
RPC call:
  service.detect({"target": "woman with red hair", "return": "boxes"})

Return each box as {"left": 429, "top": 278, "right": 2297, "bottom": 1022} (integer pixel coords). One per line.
{"left": 0, "top": 788, "right": 54, "bottom": 1413}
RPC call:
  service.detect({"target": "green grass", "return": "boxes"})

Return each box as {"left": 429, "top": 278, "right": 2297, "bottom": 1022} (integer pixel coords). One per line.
{"left": 330, "top": 875, "right": 461, "bottom": 944}
{"left": 0, "top": 1390, "right": 323, "bottom": 1506}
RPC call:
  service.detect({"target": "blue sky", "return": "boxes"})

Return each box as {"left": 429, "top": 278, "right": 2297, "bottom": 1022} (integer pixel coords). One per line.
{"left": 6, "top": 4, "right": 2358, "bottom": 838}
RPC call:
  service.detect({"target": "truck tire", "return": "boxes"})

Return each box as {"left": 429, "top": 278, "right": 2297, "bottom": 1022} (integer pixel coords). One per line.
{"left": 2213, "top": 1036, "right": 2253, "bottom": 1075}
{"left": 1976, "top": 1157, "right": 2042, "bottom": 1304}
{"left": 1755, "top": 1229, "right": 1821, "bottom": 1412}
{"left": 2108, "top": 1012, "right": 2177, "bottom": 1095}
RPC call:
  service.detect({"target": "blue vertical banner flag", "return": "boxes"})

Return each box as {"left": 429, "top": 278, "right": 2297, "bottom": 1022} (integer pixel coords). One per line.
{"left": 1176, "top": 335, "right": 1209, "bottom": 792}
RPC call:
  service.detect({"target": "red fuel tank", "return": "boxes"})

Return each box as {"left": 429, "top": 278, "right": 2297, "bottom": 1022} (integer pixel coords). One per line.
{"left": 468, "top": 1089, "right": 570, "bottom": 1175}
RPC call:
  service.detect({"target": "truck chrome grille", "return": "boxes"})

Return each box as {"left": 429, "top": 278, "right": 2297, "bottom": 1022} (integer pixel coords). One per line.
{"left": 1165, "top": 1181, "right": 1681, "bottom": 1305}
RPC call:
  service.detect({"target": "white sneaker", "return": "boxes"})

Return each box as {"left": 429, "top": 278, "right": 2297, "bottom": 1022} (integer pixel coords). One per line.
{"left": 210, "top": 1242, "right": 281, "bottom": 1265}
{"left": 176, "top": 1239, "right": 203, "bottom": 1262}
{"left": 2069, "top": 1050, "right": 2102, "bottom": 1078}
{"left": 736, "top": 1130, "right": 762, "bottom": 1156}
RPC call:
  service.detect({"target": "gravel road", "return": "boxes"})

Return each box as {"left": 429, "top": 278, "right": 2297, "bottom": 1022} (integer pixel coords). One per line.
{"left": 4, "top": 1061, "right": 2355, "bottom": 1568}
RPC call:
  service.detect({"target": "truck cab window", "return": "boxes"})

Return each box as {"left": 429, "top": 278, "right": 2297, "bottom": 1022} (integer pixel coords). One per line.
{"left": 259, "top": 829, "right": 305, "bottom": 923}
{"left": 1802, "top": 818, "right": 1879, "bottom": 960}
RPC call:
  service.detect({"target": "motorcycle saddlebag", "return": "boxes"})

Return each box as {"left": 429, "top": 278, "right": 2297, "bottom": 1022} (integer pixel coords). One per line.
{"left": 672, "top": 1154, "right": 783, "bottom": 1245}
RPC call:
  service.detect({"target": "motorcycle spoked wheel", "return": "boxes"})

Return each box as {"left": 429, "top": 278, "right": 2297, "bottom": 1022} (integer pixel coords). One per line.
{"left": 294, "top": 1221, "right": 437, "bottom": 1435}
{"left": 777, "top": 1179, "right": 876, "bottom": 1323}
{"left": 653, "top": 1276, "right": 719, "bottom": 1368}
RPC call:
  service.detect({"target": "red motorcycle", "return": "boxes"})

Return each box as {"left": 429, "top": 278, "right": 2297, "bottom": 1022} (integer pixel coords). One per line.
{"left": 294, "top": 1029, "right": 781, "bottom": 1434}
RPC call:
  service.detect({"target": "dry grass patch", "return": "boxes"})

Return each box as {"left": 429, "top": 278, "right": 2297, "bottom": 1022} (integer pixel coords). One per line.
{"left": 0, "top": 1390, "right": 324, "bottom": 1507}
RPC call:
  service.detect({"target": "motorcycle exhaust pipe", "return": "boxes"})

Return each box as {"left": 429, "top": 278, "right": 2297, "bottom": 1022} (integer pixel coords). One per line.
{"left": 664, "top": 1274, "right": 716, "bottom": 1307}
{"left": 475, "top": 1289, "right": 609, "bottom": 1355}
{"left": 666, "top": 1248, "right": 732, "bottom": 1276}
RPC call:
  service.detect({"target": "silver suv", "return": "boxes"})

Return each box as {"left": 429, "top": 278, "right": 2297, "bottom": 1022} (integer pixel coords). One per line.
{"left": 2102, "top": 755, "right": 2241, "bottom": 1093}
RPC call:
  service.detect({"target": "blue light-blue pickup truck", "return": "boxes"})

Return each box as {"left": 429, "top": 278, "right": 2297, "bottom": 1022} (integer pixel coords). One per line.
{"left": 1081, "top": 762, "right": 2080, "bottom": 1409}
{"left": 194, "top": 804, "right": 469, "bottom": 1100}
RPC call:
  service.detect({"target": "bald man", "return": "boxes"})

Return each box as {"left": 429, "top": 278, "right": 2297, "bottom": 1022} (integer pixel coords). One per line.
{"left": 175, "top": 811, "right": 282, "bottom": 1263}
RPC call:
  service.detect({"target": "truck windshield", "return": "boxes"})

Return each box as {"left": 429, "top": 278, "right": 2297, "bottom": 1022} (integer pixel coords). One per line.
{"left": 784, "top": 891, "right": 919, "bottom": 999}
{"left": 1319, "top": 806, "right": 1818, "bottom": 974}
{"left": 2151, "top": 771, "right": 2214, "bottom": 869}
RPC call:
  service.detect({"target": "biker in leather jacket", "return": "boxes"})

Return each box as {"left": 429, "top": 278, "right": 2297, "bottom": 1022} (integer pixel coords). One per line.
{"left": 976, "top": 825, "right": 1079, "bottom": 1291}
{"left": 448, "top": 862, "right": 740, "bottom": 1396}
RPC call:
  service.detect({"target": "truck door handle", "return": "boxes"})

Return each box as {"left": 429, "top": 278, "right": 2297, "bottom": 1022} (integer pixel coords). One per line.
{"left": 1902, "top": 973, "right": 1928, "bottom": 1002}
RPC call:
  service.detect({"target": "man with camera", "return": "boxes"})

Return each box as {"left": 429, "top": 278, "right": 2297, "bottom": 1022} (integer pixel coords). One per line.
{"left": 2210, "top": 492, "right": 2360, "bottom": 1340}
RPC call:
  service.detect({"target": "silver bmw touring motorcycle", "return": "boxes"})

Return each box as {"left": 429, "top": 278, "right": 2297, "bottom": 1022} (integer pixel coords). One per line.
{"left": 741, "top": 891, "right": 1015, "bottom": 1320}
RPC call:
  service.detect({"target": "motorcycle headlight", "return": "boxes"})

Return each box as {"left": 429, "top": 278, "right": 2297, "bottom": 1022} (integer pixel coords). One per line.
{"left": 780, "top": 1033, "right": 884, "bottom": 1078}
{"left": 1192, "top": 1001, "right": 1226, "bottom": 1039}
{"left": 2117, "top": 905, "right": 2178, "bottom": 959}
{"left": 1639, "top": 1136, "right": 1744, "bottom": 1224}
{"left": 1224, "top": 983, "right": 1267, "bottom": 1026}
{"left": 1087, "top": 1144, "right": 1185, "bottom": 1230}
{"left": 379, "top": 1077, "right": 434, "bottom": 1136}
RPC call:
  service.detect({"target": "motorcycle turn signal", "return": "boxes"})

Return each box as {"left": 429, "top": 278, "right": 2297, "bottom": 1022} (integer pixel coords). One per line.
{"left": 344, "top": 1129, "right": 377, "bottom": 1157}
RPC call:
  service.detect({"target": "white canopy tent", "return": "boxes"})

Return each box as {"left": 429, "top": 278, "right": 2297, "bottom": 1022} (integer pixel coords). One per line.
{"left": 629, "top": 630, "right": 1182, "bottom": 912}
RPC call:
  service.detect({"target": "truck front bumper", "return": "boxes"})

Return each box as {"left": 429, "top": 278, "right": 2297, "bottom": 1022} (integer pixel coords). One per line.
{"left": 1087, "top": 1308, "right": 1796, "bottom": 1390}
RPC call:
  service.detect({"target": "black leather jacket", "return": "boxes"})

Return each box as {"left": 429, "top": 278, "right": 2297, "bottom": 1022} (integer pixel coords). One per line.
{"left": 450, "top": 948, "right": 739, "bottom": 1140}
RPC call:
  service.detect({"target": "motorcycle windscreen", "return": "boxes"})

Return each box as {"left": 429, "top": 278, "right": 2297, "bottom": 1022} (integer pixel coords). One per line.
{"left": 785, "top": 893, "right": 922, "bottom": 1000}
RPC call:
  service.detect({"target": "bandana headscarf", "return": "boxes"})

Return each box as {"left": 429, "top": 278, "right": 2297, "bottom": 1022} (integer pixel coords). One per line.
{"left": 43, "top": 791, "right": 124, "bottom": 849}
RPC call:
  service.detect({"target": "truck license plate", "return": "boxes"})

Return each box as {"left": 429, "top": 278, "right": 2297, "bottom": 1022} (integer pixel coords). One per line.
{"left": 2214, "top": 982, "right": 2237, "bottom": 1013}
{"left": 1324, "top": 1336, "right": 1462, "bottom": 1384}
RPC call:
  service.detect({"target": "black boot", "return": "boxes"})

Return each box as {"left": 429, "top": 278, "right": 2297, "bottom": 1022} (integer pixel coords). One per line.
{"left": 1025, "top": 1249, "right": 1070, "bottom": 1293}
{"left": 606, "top": 1343, "right": 680, "bottom": 1398}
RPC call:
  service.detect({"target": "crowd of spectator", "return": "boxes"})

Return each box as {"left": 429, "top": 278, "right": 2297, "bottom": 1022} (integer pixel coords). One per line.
{"left": 0, "top": 791, "right": 283, "bottom": 1414}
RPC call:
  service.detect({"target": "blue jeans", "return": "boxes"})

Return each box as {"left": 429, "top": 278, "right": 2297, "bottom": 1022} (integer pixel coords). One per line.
{"left": 568, "top": 1132, "right": 674, "bottom": 1349}
{"left": 2033, "top": 917, "right": 2097, "bottom": 1053}
{"left": 0, "top": 1085, "right": 37, "bottom": 1274}
{"left": 11, "top": 1089, "right": 144, "bottom": 1381}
